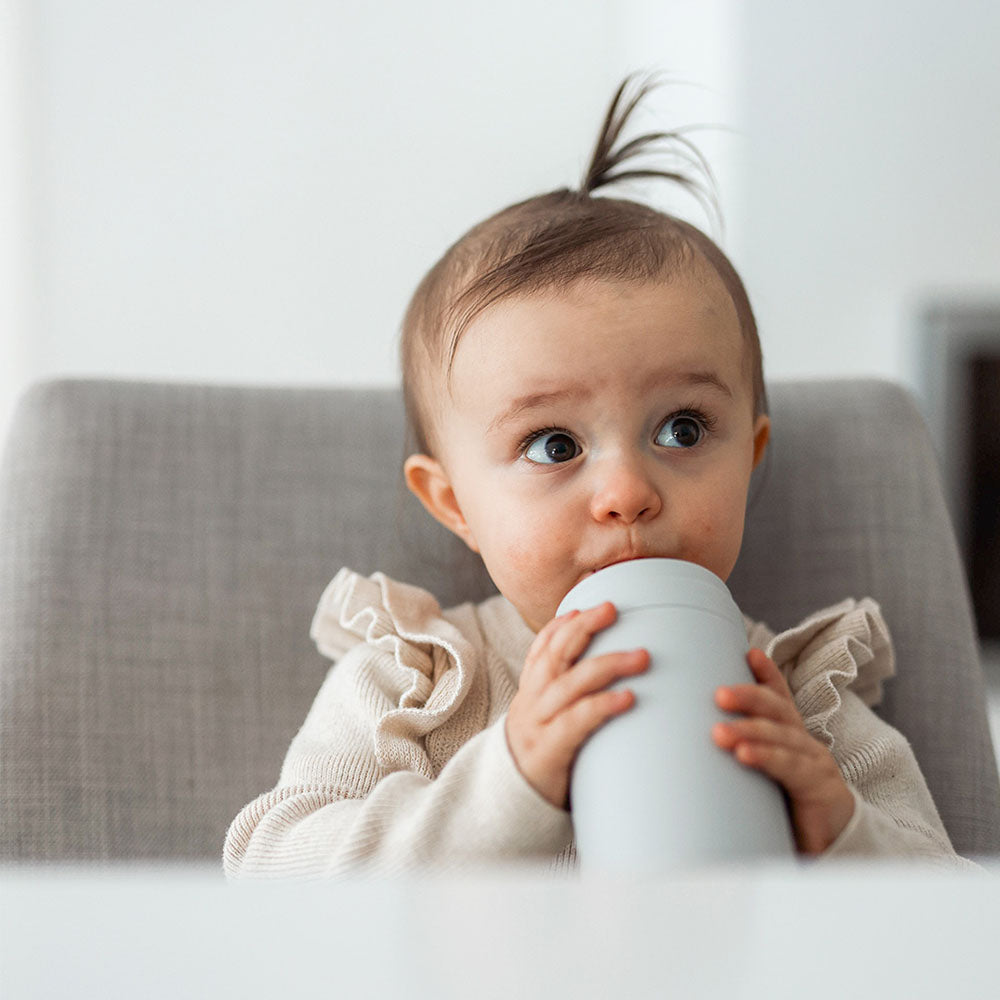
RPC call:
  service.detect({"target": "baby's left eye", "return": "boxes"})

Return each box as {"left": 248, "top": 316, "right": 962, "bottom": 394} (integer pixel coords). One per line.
{"left": 655, "top": 415, "right": 705, "bottom": 449}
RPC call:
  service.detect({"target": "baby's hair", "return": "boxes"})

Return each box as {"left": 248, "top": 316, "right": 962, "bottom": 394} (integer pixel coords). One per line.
{"left": 400, "top": 71, "right": 766, "bottom": 457}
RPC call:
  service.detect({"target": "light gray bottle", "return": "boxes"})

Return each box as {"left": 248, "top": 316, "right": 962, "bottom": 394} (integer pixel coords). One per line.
{"left": 558, "top": 557, "right": 796, "bottom": 873}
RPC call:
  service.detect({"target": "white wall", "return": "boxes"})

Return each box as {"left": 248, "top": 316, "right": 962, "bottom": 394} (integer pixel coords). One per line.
{"left": 0, "top": 0, "right": 749, "bottom": 446}
{"left": 733, "top": 0, "right": 1000, "bottom": 393}
{"left": 613, "top": 0, "right": 743, "bottom": 246}
{"left": 21, "top": 1, "right": 614, "bottom": 386}
{"left": 3, "top": 0, "right": 1000, "bottom": 447}
{"left": 1, "top": 0, "right": 29, "bottom": 443}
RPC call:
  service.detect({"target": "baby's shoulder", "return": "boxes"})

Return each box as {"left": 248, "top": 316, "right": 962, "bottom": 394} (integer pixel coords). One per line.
{"left": 300, "top": 569, "right": 504, "bottom": 775}
{"left": 309, "top": 567, "right": 439, "bottom": 660}
{"left": 747, "top": 597, "right": 896, "bottom": 746}
{"left": 308, "top": 566, "right": 505, "bottom": 667}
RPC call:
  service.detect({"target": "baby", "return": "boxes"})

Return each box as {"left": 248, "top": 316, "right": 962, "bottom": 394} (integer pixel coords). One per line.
{"left": 224, "top": 73, "right": 972, "bottom": 876}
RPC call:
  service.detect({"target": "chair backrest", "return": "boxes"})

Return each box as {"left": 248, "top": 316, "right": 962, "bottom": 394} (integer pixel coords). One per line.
{"left": 1, "top": 377, "right": 997, "bottom": 862}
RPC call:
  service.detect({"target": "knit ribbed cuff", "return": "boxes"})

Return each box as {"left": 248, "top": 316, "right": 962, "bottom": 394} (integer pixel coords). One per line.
{"left": 464, "top": 716, "right": 574, "bottom": 859}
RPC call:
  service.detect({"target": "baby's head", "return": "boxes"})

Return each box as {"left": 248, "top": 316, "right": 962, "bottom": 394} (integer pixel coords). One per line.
{"left": 401, "top": 74, "right": 771, "bottom": 631}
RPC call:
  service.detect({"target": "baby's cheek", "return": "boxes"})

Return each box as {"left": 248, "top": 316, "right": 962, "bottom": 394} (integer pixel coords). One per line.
{"left": 675, "top": 511, "right": 715, "bottom": 554}
{"left": 500, "top": 531, "right": 572, "bottom": 615}
{"left": 501, "top": 532, "right": 558, "bottom": 586}
{"left": 682, "top": 509, "right": 744, "bottom": 580}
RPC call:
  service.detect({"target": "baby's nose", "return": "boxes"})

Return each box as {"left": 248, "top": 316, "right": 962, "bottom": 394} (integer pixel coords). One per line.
{"left": 588, "top": 455, "right": 662, "bottom": 524}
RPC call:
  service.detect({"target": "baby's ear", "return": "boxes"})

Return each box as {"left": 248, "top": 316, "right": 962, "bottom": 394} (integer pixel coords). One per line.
{"left": 752, "top": 414, "right": 771, "bottom": 469}
{"left": 403, "top": 454, "right": 480, "bottom": 553}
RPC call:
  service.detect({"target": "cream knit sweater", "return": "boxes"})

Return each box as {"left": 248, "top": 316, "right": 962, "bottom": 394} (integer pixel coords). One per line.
{"left": 223, "top": 568, "right": 974, "bottom": 878}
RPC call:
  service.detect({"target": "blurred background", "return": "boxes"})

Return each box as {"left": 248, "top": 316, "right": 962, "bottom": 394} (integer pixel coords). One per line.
{"left": 1, "top": 0, "right": 998, "bottom": 655}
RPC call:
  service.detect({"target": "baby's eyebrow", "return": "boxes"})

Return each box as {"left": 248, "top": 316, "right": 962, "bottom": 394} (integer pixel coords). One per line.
{"left": 660, "top": 370, "right": 733, "bottom": 399}
{"left": 488, "top": 369, "right": 733, "bottom": 434}
{"left": 487, "top": 387, "right": 581, "bottom": 434}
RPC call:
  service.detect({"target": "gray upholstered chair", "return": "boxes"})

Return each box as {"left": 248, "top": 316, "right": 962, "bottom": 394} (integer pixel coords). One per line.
{"left": 1, "top": 377, "right": 998, "bottom": 863}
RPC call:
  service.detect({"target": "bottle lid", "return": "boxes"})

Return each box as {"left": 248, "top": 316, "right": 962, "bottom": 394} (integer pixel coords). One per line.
{"left": 556, "top": 557, "right": 741, "bottom": 624}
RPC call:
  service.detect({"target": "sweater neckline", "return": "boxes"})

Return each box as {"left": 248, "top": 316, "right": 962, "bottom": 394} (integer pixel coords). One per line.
{"left": 471, "top": 594, "right": 537, "bottom": 682}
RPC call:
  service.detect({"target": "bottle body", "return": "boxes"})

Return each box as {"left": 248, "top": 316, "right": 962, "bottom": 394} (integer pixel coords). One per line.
{"left": 558, "top": 558, "right": 795, "bottom": 873}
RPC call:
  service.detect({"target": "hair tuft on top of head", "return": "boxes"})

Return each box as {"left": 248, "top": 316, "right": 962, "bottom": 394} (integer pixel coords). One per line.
{"left": 581, "top": 70, "right": 722, "bottom": 234}
{"left": 399, "top": 70, "right": 766, "bottom": 458}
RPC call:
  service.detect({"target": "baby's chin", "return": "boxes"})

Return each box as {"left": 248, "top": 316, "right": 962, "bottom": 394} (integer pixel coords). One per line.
{"left": 514, "top": 577, "right": 605, "bottom": 632}
{"left": 519, "top": 607, "right": 551, "bottom": 635}
{"left": 508, "top": 598, "right": 560, "bottom": 635}
{"left": 502, "top": 568, "right": 606, "bottom": 633}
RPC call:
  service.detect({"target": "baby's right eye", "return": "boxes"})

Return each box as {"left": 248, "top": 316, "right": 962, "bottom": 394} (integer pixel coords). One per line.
{"left": 523, "top": 431, "right": 580, "bottom": 465}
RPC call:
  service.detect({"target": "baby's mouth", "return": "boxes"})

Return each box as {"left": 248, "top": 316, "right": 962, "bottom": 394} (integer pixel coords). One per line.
{"left": 588, "top": 553, "right": 657, "bottom": 576}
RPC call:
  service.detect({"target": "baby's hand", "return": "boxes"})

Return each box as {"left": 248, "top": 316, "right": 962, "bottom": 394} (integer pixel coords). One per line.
{"left": 712, "top": 649, "right": 856, "bottom": 855}
{"left": 506, "top": 602, "right": 649, "bottom": 810}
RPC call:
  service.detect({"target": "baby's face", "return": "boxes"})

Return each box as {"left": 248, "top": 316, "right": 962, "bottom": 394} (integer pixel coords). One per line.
{"left": 405, "top": 259, "right": 770, "bottom": 632}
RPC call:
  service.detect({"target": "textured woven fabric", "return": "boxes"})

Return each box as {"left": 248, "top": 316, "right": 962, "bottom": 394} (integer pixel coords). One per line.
{"left": 1, "top": 377, "right": 997, "bottom": 861}
{"left": 731, "top": 379, "right": 999, "bottom": 857}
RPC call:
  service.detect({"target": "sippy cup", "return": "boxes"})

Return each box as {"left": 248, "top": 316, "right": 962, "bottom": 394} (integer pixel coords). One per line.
{"left": 557, "top": 557, "right": 796, "bottom": 873}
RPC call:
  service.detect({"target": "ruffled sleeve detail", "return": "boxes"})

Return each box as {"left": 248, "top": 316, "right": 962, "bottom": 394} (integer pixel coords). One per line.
{"left": 760, "top": 598, "right": 896, "bottom": 751}
{"left": 308, "top": 567, "right": 487, "bottom": 775}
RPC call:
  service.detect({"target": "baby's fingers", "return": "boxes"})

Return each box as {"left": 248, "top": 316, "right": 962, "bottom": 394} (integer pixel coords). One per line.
{"left": 731, "top": 742, "right": 817, "bottom": 795}
{"left": 746, "top": 649, "right": 792, "bottom": 697}
{"left": 714, "top": 682, "right": 801, "bottom": 727}
{"left": 713, "top": 709, "right": 856, "bottom": 854}
{"left": 523, "top": 602, "right": 617, "bottom": 690}
{"left": 713, "top": 720, "right": 837, "bottom": 799}
{"left": 536, "top": 648, "right": 649, "bottom": 723}
{"left": 555, "top": 687, "right": 637, "bottom": 748}
{"left": 712, "top": 717, "right": 813, "bottom": 755}
{"left": 545, "top": 602, "right": 617, "bottom": 672}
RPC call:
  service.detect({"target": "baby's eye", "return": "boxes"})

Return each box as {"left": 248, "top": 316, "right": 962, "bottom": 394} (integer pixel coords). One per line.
{"left": 655, "top": 414, "right": 705, "bottom": 449}
{"left": 523, "top": 431, "right": 580, "bottom": 465}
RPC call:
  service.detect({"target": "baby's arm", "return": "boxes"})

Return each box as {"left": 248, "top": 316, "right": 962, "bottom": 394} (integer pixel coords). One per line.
{"left": 225, "top": 600, "right": 646, "bottom": 877}
{"left": 224, "top": 644, "right": 572, "bottom": 878}
{"left": 712, "top": 649, "right": 855, "bottom": 854}
{"left": 225, "top": 717, "right": 569, "bottom": 878}
{"left": 712, "top": 650, "right": 975, "bottom": 866}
